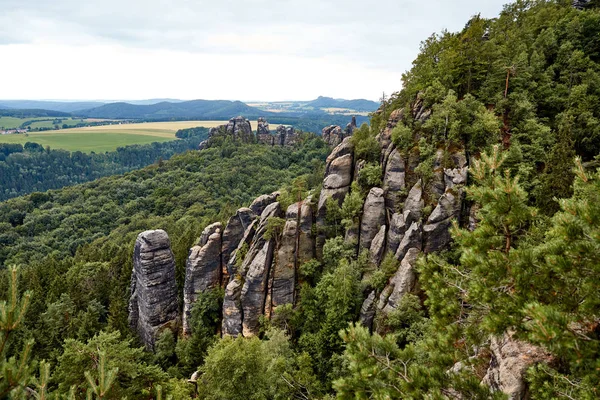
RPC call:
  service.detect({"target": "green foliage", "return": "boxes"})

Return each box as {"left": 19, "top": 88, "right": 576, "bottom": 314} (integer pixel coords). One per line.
{"left": 356, "top": 162, "right": 382, "bottom": 190}
{"left": 53, "top": 330, "right": 168, "bottom": 399}
{"left": 198, "top": 329, "right": 322, "bottom": 400}
{"left": 175, "top": 289, "right": 224, "bottom": 376}
{"left": 263, "top": 217, "right": 286, "bottom": 241}
{"left": 365, "top": 252, "right": 399, "bottom": 292}
{"left": 350, "top": 124, "right": 380, "bottom": 163}
{"left": 390, "top": 122, "right": 414, "bottom": 153}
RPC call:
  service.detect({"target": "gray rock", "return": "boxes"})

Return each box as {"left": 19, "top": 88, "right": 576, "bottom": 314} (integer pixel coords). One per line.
{"left": 345, "top": 116, "right": 357, "bottom": 136}
{"left": 359, "top": 290, "right": 377, "bottom": 329}
{"left": 424, "top": 189, "right": 462, "bottom": 253}
{"left": 226, "top": 116, "right": 253, "bottom": 142}
{"left": 403, "top": 180, "right": 424, "bottom": 226}
{"left": 257, "top": 117, "right": 270, "bottom": 135}
{"left": 383, "top": 148, "right": 406, "bottom": 211}
{"left": 236, "top": 202, "right": 282, "bottom": 337}
{"left": 573, "top": 0, "right": 592, "bottom": 9}
{"left": 359, "top": 187, "right": 386, "bottom": 250}
{"left": 222, "top": 278, "right": 243, "bottom": 337}
{"left": 183, "top": 224, "right": 223, "bottom": 335}
{"left": 429, "top": 149, "right": 446, "bottom": 199}
{"left": 376, "top": 108, "right": 404, "bottom": 157}
{"left": 386, "top": 212, "right": 406, "bottom": 256}
{"left": 395, "top": 221, "right": 422, "bottom": 261}
{"left": 249, "top": 192, "right": 280, "bottom": 216}
{"left": 271, "top": 205, "right": 298, "bottom": 308}
{"left": 322, "top": 125, "right": 344, "bottom": 147}
{"left": 226, "top": 219, "right": 257, "bottom": 279}
{"left": 482, "top": 334, "right": 553, "bottom": 399}
{"left": 379, "top": 247, "right": 420, "bottom": 314}
{"left": 369, "top": 225, "right": 387, "bottom": 266}
{"left": 444, "top": 167, "right": 468, "bottom": 189}
{"left": 323, "top": 154, "right": 353, "bottom": 189}
{"left": 128, "top": 230, "right": 179, "bottom": 349}
{"left": 222, "top": 208, "right": 255, "bottom": 282}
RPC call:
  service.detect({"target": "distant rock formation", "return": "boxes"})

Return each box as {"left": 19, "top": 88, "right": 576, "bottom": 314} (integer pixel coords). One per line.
{"left": 128, "top": 230, "right": 179, "bottom": 349}
{"left": 256, "top": 117, "right": 272, "bottom": 145}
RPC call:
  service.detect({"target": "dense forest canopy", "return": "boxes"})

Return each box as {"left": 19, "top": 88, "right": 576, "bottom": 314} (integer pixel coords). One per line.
{"left": 0, "top": 1, "right": 599, "bottom": 399}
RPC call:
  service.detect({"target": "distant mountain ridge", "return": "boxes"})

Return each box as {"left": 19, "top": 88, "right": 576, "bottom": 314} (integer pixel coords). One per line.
{"left": 78, "top": 100, "right": 271, "bottom": 119}
{"left": 306, "top": 96, "right": 379, "bottom": 111}
{"left": 0, "top": 100, "right": 106, "bottom": 113}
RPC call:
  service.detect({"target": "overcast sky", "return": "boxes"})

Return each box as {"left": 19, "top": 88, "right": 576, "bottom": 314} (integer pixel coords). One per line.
{"left": 1, "top": 0, "right": 508, "bottom": 101}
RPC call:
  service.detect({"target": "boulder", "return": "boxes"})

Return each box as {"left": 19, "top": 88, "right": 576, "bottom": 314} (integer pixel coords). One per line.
{"left": 183, "top": 223, "right": 223, "bottom": 335}
{"left": 359, "top": 187, "right": 386, "bottom": 250}
{"left": 482, "top": 334, "right": 554, "bottom": 399}
{"left": 128, "top": 230, "right": 179, "bottom": 349}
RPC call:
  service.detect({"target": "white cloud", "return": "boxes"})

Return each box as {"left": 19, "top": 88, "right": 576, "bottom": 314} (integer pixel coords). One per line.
{"left": 0, "top": 0, "right": 509, "bottom": 100}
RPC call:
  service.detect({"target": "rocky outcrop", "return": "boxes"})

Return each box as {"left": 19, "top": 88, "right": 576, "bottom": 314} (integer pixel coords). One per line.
{"left": 276, "top": 125, "right": 300, "bottom": 147}
{"left": 249, "top": 191, "right": 280, "bottom": 216}
{"left": 482, "top": 334, "right": 553, "bottom": 399}
{"left": 321, "top": 125, "right": 343, "bottom": 147}
{"left": 316, "top": 138, "right": 354, "bottom": 251}
{"left": 271, "top": 201, "right": 314, "bottom": 309}
{"left": 129, "top": 230, "right": 179, "bottom": 349}
{"left": 403, "top": 180, "right": 424, "bottom": 226}
{"left": 222, "top": 202, "right": 283, "bottom": 337}
{"left": 240, "top": 202, "right": 282, "bottom": 336}
{"left": 386, "top": 212, "right": 406, "bottom": 256}
{"left": 369, "top": 225, "right": 387, "bottom": 266}
{"left": 359, "top": 187, "right": 386, "bottom": 250}
{"left": 257, "top": 117, "right": 272, "bottom": 145}
{"left": 573, "top": 0, "right": 592, "bottom": 9}
{"left": 222, "top": 208, "right": 255, "bottom": 282}
{"left": 183, "top": 223, "right": 223, "bottom": 335}
{"left": 383, "top": 148, "right": 406, "bottom": 212}
{"left": 378, "top": 247, "right": 419, "bottom": 314}
{"left": 207, "top": 116, "right": 253, "bottom": 144}
{"left": 376, "top": 108, "right": 404, "bottom": 157}
{"left": 423, "top": 189, "right": 463, "bottom": 253}
{"left": 345, "top": 116, "right": 357, "bottom": 136}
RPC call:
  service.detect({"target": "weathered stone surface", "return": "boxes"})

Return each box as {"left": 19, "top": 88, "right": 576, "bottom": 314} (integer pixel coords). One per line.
{"left": 429, "top": 149, "right": 446, "bottom": 199}
{"left": 369, "top": 225, "right": 387, "bottom": 266}
{"left": 183, "top": 224, "right": 223, "bottom": 335}
{"left": 424, "top": 189, "right": 462, "bottom": 253}
{"left": 257, "top": 117, "right": 270, "bottom": 135}
{"left": 129, "top": 230, "right": 179, "bottom": 349}
{"left": 383, "top": 148, "right": 406, "bottom": 211}
{"left": 573, "top": 0, "right": 592, "bottom": 10}
{"left": 360, "top": 187, "right": 386, "bottom": 250}
{"left": 376, "top": 108, "right": 404, "bottom": 157}
{"left": 226, "top": 220, "right": 257, "bottom": 279}
{"left": 394, "top": 221, "right": 421, "bottom": 261}
{"left": 386, "top": 212, "right": 406, "bottom": 256}
{"left": 359, "top": 290, "right": 377, "bottom": 329}
{"left": 403, "top": 180, "right": 424, "bottom": 226}
{"left": 412, "top": 92, "right": 432, "bottom": 123}
{"left": 222, "top": 278, "right": 243, "bottom": 337}
{"left": 444, "top": 167, "right": 468, "bottom": 189}
{"left": 379, "top": 247, "right": 420, "bottom": 314}
{"left": 271, "top": 205, "right": 298, "bottom": 308}
{"left": 222, "top": 208, "right": 255, "bottom": 282}
{"left": 227, "top": 116, "right": 253, "bottom": 142}
{"left": 198, "top": 222, "right": 222, "bottom": 247}
{"left": 250, "top": 192, "right": 280, "bottom": 216}
{"left": 482, "top": 334, "right": 553, "bottom": 399}
{"left": 323, "top": 154, "right": 353, "bottom": 189}
{"left": 345, "top": 116, "right": 357, "bottom": 136}
{"left": 322, "top": 125, "right": 344, "bottom": 147}
{"left": 222, "top": 203, "right": 282, "bottom": 337}
{"left": 316, "top": 138, "right": 354, "bottom": 253}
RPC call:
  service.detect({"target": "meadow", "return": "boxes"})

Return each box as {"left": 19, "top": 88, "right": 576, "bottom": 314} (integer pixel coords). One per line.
{"left": 0, "top": 120, "right": 262, "bottom": 152}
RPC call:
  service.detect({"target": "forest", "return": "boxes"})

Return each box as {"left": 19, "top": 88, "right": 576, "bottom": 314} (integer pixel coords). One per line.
{"left": 0, "top": 128, "right": 208, "bottom": 201}
{"left": 0, "top": 0, "right": 599, "bottom": 399}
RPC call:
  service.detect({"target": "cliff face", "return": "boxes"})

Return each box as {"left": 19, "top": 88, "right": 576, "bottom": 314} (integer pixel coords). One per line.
{"left": 128, "top": 97, "right": 542, "bottom": 397}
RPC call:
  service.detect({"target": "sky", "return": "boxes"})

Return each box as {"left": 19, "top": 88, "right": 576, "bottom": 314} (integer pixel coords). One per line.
{"left": 0, "top": 0, "right": 508, "bottom": 101}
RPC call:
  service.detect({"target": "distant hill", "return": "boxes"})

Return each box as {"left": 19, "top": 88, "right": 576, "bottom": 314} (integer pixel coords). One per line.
{"left": 78, "top": 100, "right": 272, "bottom": 120}
{"left": 306, "top": 96, "right": 379, "bottom": 112}
{"left": 0, "top": 100, "right": 106, "bottom": 113}
{"left": 0, "top": 109, "right": 71, "bottom": 118}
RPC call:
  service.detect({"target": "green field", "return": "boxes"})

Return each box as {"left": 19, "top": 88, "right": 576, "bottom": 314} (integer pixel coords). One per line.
{"left": 0, "top": 121, "right": 236, "bottom": 152}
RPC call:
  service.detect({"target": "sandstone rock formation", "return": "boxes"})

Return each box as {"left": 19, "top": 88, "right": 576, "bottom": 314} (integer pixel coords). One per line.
{"left": 359, "top": 187, "right": 386, "bottom": 250}
{"left": 322, "top": 125, "right": 344, "bottom": 147}
{"left": 482, "top": 334, "right": 553, "bottom": 399}
{"left": 257, "top": 117, "right": 273, "bottom": 145}
{"left": 378, "top": 247, "right": 420, "bottom": 314}
{"left": 221, "top": 208, "right": 255, "bottom": 282}
{"left": 129, "top": 230, "right": 179, "bottom": 349}
{"left": 183, "top": 223, "right": 223, "bottom": 335}
{"left": 249, "top": 191, "right": 280, "bottom": 216}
